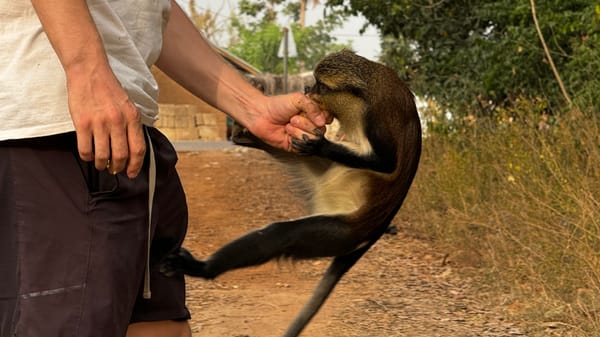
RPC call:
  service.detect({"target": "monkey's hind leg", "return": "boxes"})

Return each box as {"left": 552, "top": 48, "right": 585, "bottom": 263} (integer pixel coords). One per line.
{"left": 283, "top": 242, "right": 373, "bottom": 337}
{"left": 165, "top": 214, "right": 363, "bottom": 279}
{"left": 160, "top": 247, "right": 209, "bottom": 277}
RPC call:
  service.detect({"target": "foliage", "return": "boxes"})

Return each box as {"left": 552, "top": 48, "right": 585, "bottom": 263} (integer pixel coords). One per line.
{"left": 326, "top": 0, "right": 600, "bottom": 116}
{"left": 402, "top": 103, "right": 600, "bottom": 335}
{"left": 317, "top": 1, "right": 600, "bottom": 333}
{"left": 227, "top": 0, "right": 350, "bottom": 73}
{"left": 186, "top": 0, "right": 227, "bottom": 42}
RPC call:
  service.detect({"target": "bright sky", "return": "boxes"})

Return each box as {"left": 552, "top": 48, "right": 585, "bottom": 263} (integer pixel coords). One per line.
{"left": 178, "top": 0, "right": 382, "bottom": 61}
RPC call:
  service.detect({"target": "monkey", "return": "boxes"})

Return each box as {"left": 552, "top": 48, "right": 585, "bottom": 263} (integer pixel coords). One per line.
{"left": 162, "top": 50, "right": 422, "bottom": 337}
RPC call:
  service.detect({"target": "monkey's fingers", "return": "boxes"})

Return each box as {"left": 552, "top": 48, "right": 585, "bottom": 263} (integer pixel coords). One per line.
{"left": 290, "top": 115, "right": 326, "bottom": 136}
{"left": 159, "top": 254, "right": 180, "bottom": 277}
{"left": 291, "top": 134, "right": 324, "bottom": 156}
{"left": 286, "top": 115, "right": 325, "bottom": 151}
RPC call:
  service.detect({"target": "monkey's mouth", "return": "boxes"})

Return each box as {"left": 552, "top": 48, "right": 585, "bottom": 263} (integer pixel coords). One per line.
{"left": 306, "top": 93, "right": 325, "bottom": 110}
{"left": 305, "top": 92, "right": 335, "bottom": 124}
{"left": 306, "top": 92, "right": 320, "bottom": 103}
{"left": 306, "top": 92, "right": 323, "bottom": 110}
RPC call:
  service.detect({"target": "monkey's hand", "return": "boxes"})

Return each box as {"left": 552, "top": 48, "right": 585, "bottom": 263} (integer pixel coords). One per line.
{"left": 160, "top": 247, "right": 214, "bottom": 279}
{"left": 293, "top": 134, "right": 396, "bottom": 173}
{"left": 291, "top": 129, "right": 326, "bottom": 156}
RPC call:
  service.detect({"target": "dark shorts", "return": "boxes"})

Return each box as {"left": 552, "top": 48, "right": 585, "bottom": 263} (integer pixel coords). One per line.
{"left": 0, "top": 128, "right": 190, "bottom": 337}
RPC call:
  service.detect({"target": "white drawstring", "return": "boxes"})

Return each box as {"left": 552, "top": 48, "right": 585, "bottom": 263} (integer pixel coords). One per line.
{"left": 143, "top": 128, "right": 156, "bottom": 299}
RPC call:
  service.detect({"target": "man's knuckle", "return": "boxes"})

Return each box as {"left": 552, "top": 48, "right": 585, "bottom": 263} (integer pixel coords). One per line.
{"left": 111, "top": 151, "right": 128, "bottom": 162}
{"left": 79, "top": 149, "right": 93, "bottom": 159}
{"left": 131, "top": 145, "right": 146, "bottom": 157}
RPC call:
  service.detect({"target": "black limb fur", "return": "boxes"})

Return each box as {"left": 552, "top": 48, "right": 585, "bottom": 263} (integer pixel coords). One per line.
{"left": 164, "top": 214, "right": 363, "bottom": 280}
{"left": 291, "top": 133, "right": 394, "bottom": 174}
{"left": 282, "top": 242, "right": 373, "bottom": 337}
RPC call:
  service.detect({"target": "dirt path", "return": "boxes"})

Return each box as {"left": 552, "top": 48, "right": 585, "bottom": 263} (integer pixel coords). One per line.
{"left": 176, "top": 148, "right": 531, "bottom": 337}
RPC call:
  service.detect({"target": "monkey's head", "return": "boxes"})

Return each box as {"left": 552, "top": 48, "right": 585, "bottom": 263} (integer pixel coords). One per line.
{"left": 308, "top": 50, "right": 375, "bottom": 122}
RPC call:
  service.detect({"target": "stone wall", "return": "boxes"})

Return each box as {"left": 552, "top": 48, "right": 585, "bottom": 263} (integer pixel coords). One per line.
{"left": 155, "top": 103, "right": 227, "bottom": 141}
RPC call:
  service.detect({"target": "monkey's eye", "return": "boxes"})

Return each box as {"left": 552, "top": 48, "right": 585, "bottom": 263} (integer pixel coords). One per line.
{"left": 313, "top": 83, "right": 331, "bottom": 95}
{"left": 306, "top": 82, "right": 331, "bottom": 96}
{"left": 347, "top": 85, "right": 364, "bottom": 98}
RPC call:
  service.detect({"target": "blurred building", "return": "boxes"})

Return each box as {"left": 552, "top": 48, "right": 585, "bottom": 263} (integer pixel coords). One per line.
{"left": 152, "top": 47, "right": 261, "bottom": 141}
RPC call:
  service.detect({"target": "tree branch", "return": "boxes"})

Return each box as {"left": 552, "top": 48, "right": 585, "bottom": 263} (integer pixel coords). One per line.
{"left": 530, "top": 0, "right": 572, "bottom": 107}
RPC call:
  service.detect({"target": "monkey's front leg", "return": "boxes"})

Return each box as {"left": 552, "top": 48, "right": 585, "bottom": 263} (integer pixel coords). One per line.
{"left": 291, "top": 134, "right": 395, "bottom": 173}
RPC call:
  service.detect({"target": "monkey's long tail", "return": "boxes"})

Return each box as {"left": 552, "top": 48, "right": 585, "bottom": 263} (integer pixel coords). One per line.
{"left": 282, "top": 241, "right": 374, "bottom": 337}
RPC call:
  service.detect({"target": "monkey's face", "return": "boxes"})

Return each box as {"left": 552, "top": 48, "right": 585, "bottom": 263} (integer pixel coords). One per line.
{"left": 306, "top": 80, "right": 367, "bottom": 128}
{"left": 313, "top": 51, "right": 369, "bottom": 94}
{"left": 305, "top": 82, "right": 337, "bottom": 116}
{"left": 309, "top": 50, "right": 373, "bottom": 119}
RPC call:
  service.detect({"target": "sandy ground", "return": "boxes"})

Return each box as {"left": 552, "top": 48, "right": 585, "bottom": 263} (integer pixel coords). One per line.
{"left": 174, "top": 146, "right": 563, "bottom": 337}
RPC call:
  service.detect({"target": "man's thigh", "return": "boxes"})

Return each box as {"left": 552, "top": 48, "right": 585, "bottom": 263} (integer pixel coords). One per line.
{"left": 0, "top": 133, "right": 149, "bottom": 337}
{"left": 129, "top": 127, "right": 190, "bottom": 323}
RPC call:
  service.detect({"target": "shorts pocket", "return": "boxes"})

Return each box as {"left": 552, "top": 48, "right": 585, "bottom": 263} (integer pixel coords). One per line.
{"left": 77, "top": 159, "right": 120, "bottom": 197}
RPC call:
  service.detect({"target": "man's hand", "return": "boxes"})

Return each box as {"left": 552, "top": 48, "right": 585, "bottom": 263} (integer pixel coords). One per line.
{"left": 31, "top": 0, "right": 145, "bottom": 178}
{"left": 66, "top": 65, "right": 146, "bottom": 178}
{"left": 154, "top": 1, "right": 330, "bottom": 153}
{"left": 250, "top": 92, "right": 331, "bottom": 152}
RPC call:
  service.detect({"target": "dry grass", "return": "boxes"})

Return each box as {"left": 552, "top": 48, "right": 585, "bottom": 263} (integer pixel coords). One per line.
{"left": 402, "top": 105, "right": 600, "bottom": 336}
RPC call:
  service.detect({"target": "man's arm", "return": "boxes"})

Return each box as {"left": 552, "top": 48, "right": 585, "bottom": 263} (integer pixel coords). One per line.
{"left": 155, "top": 1, "right": 327, "bottom": 151}
{"left": 31, "top": 0, "right": 145, "bottom": 178}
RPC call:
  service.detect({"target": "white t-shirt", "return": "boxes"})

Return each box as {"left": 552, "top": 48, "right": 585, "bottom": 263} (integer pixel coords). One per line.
{"left": 0, "top": 0, "right": 171, "bottom": 141}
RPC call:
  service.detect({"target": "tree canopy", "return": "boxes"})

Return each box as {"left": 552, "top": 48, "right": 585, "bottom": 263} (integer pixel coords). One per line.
{"left": 227, "top": 0, "right": 350, "bottom": 73}
{"left": 327, "top": 0, "right": 600, "bottom": 115}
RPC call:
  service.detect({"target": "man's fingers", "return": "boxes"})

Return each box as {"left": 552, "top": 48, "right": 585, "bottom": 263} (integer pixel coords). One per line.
{"left": 80, "top": 123, "right": 145, "bottom": 177}
{"left": 107, "top": 126, "right": 129, "bottom": 175}
{"left": 291, "top": 93, "right": 327, "bottom": 127}
{"left": 125, "top": 123, "right": 146, "bottom": 179}
{"left": 76, "top": 128, "right": 94, "bottom": 162}
{"left": 92, "top": 129, "right": 111, "bottom": 171}
{"left": 284, "top": 113, "right": 327, "bottom": 153}
{"left": 289, "top": 115, "right": 325, "bottom": 137}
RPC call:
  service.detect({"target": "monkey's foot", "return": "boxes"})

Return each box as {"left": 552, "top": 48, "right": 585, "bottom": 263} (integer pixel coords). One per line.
{"left": 160, "top": 247, "right": 212, "bottom": 278}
